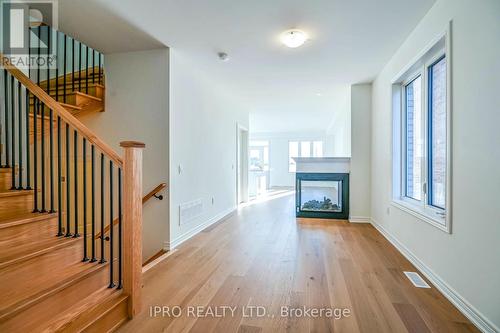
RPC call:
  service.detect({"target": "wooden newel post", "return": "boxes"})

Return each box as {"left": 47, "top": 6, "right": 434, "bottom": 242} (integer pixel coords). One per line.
{"left": 120, "top": 141, "right": 145, "bottom": 318}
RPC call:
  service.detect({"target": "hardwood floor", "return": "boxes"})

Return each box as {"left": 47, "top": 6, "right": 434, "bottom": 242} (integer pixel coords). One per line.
{"left": 118, "top": 191, "right": 478, "bottom": 333}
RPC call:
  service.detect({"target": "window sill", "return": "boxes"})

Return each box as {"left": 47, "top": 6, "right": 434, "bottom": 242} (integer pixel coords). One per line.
{"left": 391, "top": 199, "right": 451, "bottom": 233}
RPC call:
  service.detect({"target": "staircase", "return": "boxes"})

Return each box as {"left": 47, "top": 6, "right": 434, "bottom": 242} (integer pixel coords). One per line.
{"left": 0, "top": 24, "right": 144, "bottom": 333}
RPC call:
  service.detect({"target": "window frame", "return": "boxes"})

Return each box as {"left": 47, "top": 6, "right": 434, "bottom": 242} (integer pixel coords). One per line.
{"left": 288, "top": 140, "right": 324, "bottom": 172}
{"left": 402, "top": 72, "right": 424, "bottom": 204}
{"left": 391, "top": 24, "right": 452, "bottom": 233}
{"left": 427, "top": 54, "right": 447, "bottom": 210}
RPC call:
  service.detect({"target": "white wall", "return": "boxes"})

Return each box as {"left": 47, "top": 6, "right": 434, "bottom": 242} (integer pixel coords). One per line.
{"left": 371, "top": 0, "right": 500, "bottom": 330}
{"left": 350, "top": 84, "right": 371, "bottom": 221}
{"left": 168, "top": 49, "right": 249, "bottom": 248}
{"left": 250, "top": 132, "right": 336, "bottom": 187}
{"left": 79, "top": 48, "right": 170, "bottom": 263}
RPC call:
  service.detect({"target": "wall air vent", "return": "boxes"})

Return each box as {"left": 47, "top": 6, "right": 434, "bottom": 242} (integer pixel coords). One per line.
{"left": 404, "top": 271, "right": 431, "bottom": 288}
{"left": 179, "top": 199, "right": 203, "bottom": 225}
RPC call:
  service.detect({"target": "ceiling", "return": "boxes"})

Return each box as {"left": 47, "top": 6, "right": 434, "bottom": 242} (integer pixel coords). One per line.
{"left": 60, "top": 0, "right": 435, "bottom": 134}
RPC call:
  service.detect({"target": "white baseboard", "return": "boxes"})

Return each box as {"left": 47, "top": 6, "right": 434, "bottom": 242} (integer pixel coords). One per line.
{"left": 370, "top": 218, "right": 498, "bottom": 333}
{"left": 348, "top": 216, "right": 370, "bottom": 223}
{"left": 165, "top": 206, "right": 236, "bottom": 251}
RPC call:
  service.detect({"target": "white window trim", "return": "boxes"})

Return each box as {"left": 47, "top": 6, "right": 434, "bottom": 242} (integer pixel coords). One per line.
{"left": 391, "top": 21, "right": 453, "bottom": 233}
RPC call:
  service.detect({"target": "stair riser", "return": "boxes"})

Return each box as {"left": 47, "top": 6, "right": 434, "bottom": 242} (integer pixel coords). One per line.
{"left": 0, "top": 215, "right": 57, "bottom": 242}
{"left": 0, "top": 262, "right": 111, "bottom": 332}
{"left": 0, "top": 195, "right": 33, "bottom": 222}
{"left": 0, "top": 172, "right": 13, "bottom": 191}
{"left": 82, "top": 296, "right": 128, "bottom": 333}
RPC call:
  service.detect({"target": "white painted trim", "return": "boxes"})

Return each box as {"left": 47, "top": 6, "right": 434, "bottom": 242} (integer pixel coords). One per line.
{"left": 165, "top": 206, "right": 236, "bottom": 250}
{"left": 348, "top": 216, "right": 370, "bottom": 223}
{"left": 370, "top": 218, "right": 499, "bottom": 333}
{"left": 391, "top": 200, "right": 449, "bottom": 233}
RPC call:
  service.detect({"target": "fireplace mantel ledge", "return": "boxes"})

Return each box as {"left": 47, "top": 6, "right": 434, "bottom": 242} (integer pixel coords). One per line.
{"left": 292, "top": 157, "right": 351, "bottom": 163}
{"left": 293, "top": 157, "right": 351, "bottom": 173}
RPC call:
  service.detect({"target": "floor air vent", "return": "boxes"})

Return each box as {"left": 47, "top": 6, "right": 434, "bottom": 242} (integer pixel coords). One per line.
{"left": 404, "top": 271, "right": 431, "bottom": 288}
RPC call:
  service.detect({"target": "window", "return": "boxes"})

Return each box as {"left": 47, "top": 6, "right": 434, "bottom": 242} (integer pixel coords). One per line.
{"left": 249, "top": 140, "right": 269, "bottom": 172}
{"left": 428, "top": 56, "right": 447, "bottom": 209}
{"left": 392, "top": 29, "right": 451, "bottom": 232}
{"left": 289, "top": 141, "right": 299, "bottom": 172}
{"left": 313, "top": 141, "right": 323, "bottom": 157}
{"left": 301, "top": 141, "right": 311, "bottom": 158}
{"left": 404, "top": 76, "right": 423, "bottom": 201}
{"left": 289, "top": 141, "right": 324, "bottom": 172}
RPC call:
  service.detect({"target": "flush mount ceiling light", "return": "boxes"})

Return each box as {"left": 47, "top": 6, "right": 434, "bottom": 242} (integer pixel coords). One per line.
{"left": 280, "top": 29, "right": 308, "bottom": 48}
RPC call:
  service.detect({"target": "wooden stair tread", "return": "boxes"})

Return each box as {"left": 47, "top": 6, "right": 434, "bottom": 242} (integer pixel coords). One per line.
{"left": 0, "top": 240, "right": 107, "bottom": 321}
{"left": 39, "top": 82, "right": 104, "bottom": 92}
{"left": 0, "top": 189, "right": 33, "bottom": 198}
{"left": 40, "top": 287, "right": 126, "bottom": 333}
{"left": 59, "top": 102, "right": 83, "bottom": 110}
{"left": 0, "top": 236, "right": 77, "bottom": 269}
{"left": 73, "top": 90, "right": 103, "bottom": 102}
{"left": 0, "top": 212, "right": 57, "bottom": 229}
{"left": 30, "top": 90, "right": 102, "bottom": 102}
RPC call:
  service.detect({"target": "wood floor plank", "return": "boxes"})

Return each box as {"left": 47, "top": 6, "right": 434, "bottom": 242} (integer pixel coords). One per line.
{"left": 117, "top": 191, "right": 479, "bottom": 333}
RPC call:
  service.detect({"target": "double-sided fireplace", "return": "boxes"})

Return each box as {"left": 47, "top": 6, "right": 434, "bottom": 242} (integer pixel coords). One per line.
{"left": 295, "top": 172, "right": 349, "bottom": 219}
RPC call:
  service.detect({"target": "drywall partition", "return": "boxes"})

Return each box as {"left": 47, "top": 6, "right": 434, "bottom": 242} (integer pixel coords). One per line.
{"left": 350, "top": 84, "right": 371, "bottom": 222}
{"left": 79, "top": 48, "right": 170, "bottom": 263}
{"left": 168, "top": 49, "right": 249, "bottom": 249}
{"left": 370, "top": 0, "right": 500, "bottom": 330}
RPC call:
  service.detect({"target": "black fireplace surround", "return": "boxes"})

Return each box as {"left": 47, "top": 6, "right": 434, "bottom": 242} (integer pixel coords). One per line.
{"left": 295, "top": 172, "right": 349, "bottom": 219}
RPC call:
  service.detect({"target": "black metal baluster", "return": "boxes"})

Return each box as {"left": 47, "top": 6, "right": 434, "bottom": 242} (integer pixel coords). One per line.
{"left": 85, "top": 46, "right": 89, "bottom": 94}
{"left": 99, "top": 153, "right": 105, "bottom": 263}
{"left": 55, "top": 32, "right": 59, "bottom": 101}
{"left": 57, "top": 116, "right": 63, "bottom": 236}
{"left": 65, "top": 123, "right": 71, "bottom": 236}
{"left": 49, "top": 107, "right": 54, "bottom": 212}
{"left": 72, "top": 38, "right": 75, "bottom": 93}
{"left": 109, "top": 161, "right": 115, "bottom": 288}
{"left": 78, "top": 42, "right": 82, "bottom": 92}
{"left": 98, "top": 54, "right": 102, "bottom": 85}
{"left": 28, "top": 28, "right": 31, "bottom": 80}
{"left": 17, "top": 81, "right": 23, "bottom": 189}
{"left": 90, "top": 145, "right": 96, "bottom": 262}
{"left": 117, "top": 168, "right": 122, "bottom": 289}
{"left": 40, "top": 102, "right": 46, "bottom": 212}
{"left": 32, "top": 98, "right": 38, "bottom": 212}
{"left": 37, "top": 27, "right": 40, "bottom": 86}
{"left": 10, "top": 75, "right": 15, "bottom": 190}
{"left": 25, "top": 89, "right": 31, "bottom": 190}
{"left": 2, "top": 70, "right": 8, "bottom": 168}
{"left": 92, "top": 49, "right": 95, "bottom": 84}
{"left": 83, "top": 138, "right": 88, "bottom": 261}
{"left": 63, "top": 35, "right": 67, "bottom": 103}
{"left": 46, "top": 26, "right": 50, "bottom": 95}
{"left": 73, "top": 130, "right": 79, "bottom": 237}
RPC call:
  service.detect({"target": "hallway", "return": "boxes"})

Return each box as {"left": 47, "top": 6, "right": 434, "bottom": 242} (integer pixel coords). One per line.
{"left": 119, "top": 192, "right": 476, "bottom": 333}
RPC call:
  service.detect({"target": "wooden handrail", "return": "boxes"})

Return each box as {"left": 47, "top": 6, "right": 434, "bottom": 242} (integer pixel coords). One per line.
{"left": 95, "top": 182, "right": 167, "bottom": 239}
{"left": 142, "top": 183, "right": 167, "bottom": 204}
{"left": 0, "top": 53, "right": 122, "bottom": 166}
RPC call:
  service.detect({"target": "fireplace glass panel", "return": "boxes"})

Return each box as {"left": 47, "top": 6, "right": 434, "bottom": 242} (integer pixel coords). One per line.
{"left": 300, "top": 180, "right": 342, "bottom": 212}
